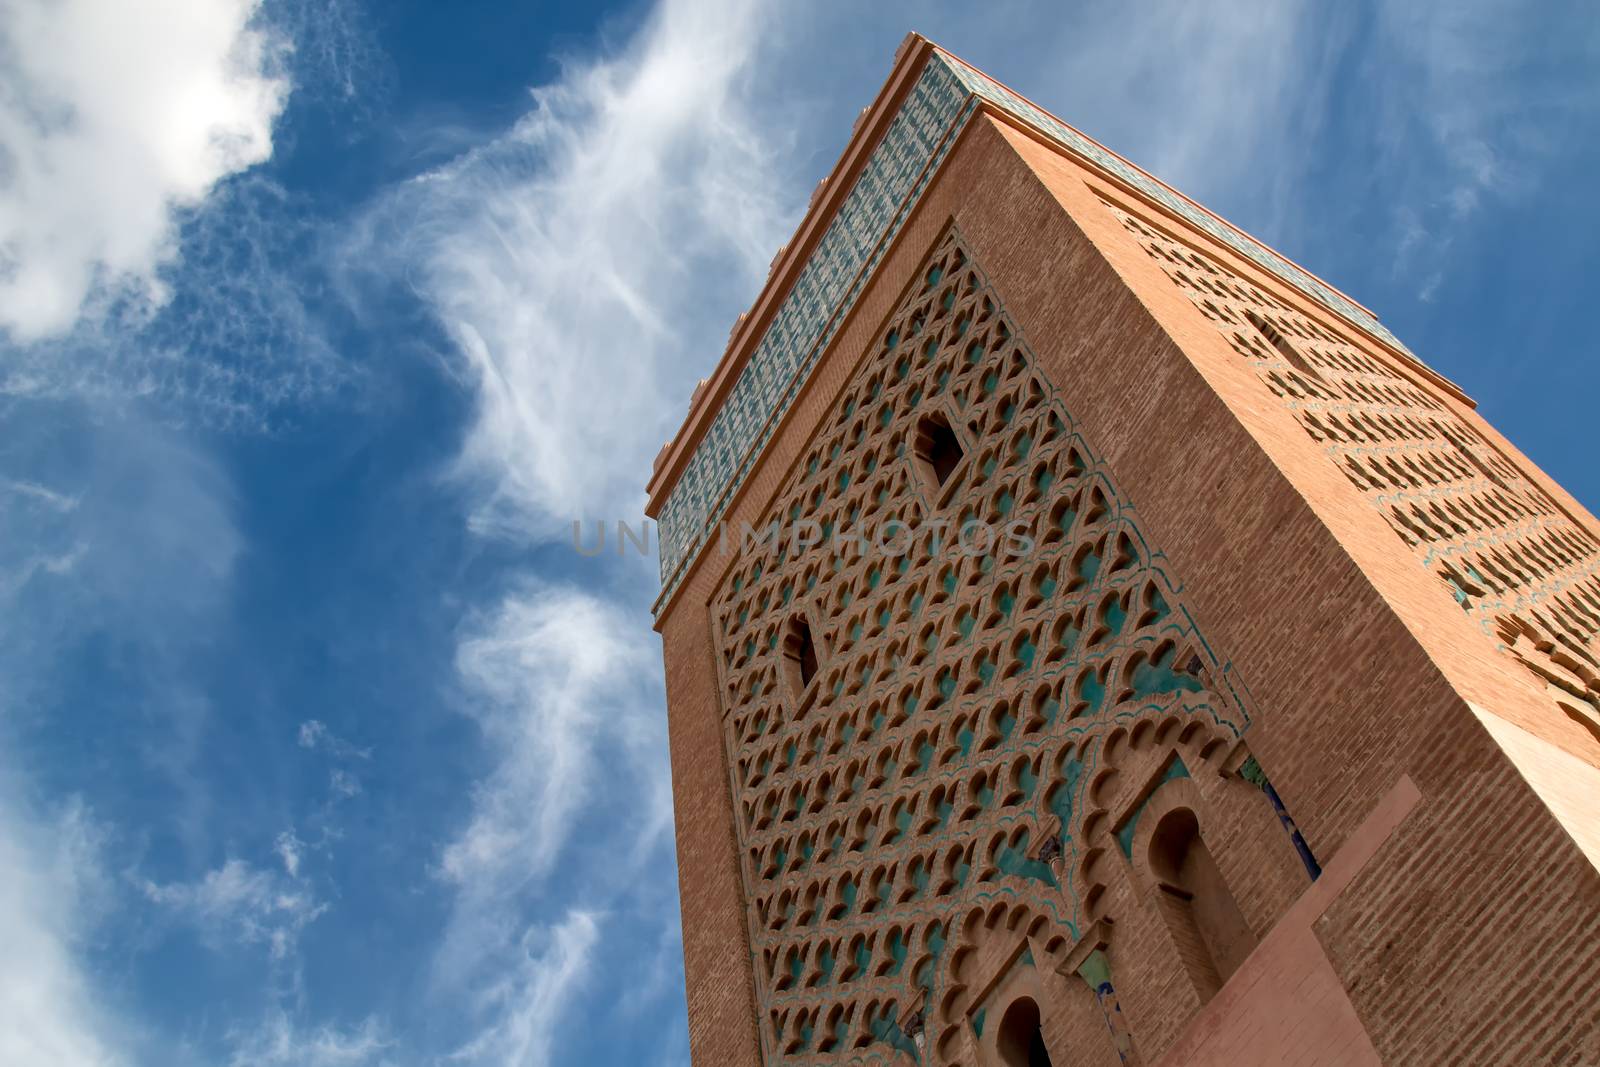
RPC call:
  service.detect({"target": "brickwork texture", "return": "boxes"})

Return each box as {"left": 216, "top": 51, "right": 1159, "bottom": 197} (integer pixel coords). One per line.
{"left": 651, "top": 38, "right": 1600, "bottom": 1067}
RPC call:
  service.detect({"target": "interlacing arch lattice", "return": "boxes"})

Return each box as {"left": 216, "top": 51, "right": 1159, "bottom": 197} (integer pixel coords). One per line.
{"left": 710, "top": 228, "right": 1256, "bottom": 1065}
{"left": 1103, "top": 198, "right": 1600, "bottom": 721}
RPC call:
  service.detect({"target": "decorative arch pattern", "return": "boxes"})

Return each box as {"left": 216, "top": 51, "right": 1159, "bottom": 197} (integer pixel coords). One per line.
{"left": 709, "top": 227, "right": 1259, "bottom": 1064}
{"left": 1102, "top": 197, "right": 1600, "bottom": 721}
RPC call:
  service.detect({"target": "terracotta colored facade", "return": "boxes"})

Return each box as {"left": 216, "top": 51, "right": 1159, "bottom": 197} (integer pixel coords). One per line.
{"left": 647, "top": 37, "right": 1600, "bottom": 1067}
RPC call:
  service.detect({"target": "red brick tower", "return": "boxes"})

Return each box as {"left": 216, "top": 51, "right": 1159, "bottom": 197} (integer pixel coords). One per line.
{"left": 647, "top": 35, "right": 1600, "bottom": 1067}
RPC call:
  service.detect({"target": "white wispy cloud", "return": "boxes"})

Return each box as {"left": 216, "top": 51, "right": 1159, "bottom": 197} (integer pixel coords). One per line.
{"left": 298, "top": 720, "right": 331, "bottom": 749}
{"left": 432, "top": 580, "right": 668, "bottom": 1063}
{"left": 443, "top": 583, "right": 666, "bottom": 889}
{"left": 329, "top": 769, "right": 363, "bottom": 799}
{"left": 268, "top": 0, "right": 389, "bottom": 117}
{"left": 225, "top": 1009, "right": 393, "bottom": 1067}
{"left": 0, "top": 175, "right": 358, "bottom": 432}
{"left": 0, "top": 795, "right": 128, "bottom": 1067}
{"left": 996, "top": 0, "right": 1333, "bottom": 224}
{"left": 297, "top": 718, "right": 371, "bottom": 815}
{"left": 298, "top": 719, "right": 373, "bottom": 761}
{"left": 0, "top": 408, "right": 242, "bottom": 849}
{"left": 139, "top": 857, "right": 328, "bottom": 962}
{"left": 342, "top": 0, "right": 788, "bottom": 535}
{"left": 1365, "top": 0, "right": 1600, "bottom": 298}
{"left": 274, "top": 830, "right": 306, "bottom": 878}
{"left": 1, "top": 478, "right": 81, "bottom": 512}
{"left": 1373, "top": 0, "right": 1525, "bottom": 216}
{"left": 443, "top": 910, "right": 600, "bottom": 1067}
{"left": 0, "top": 386, "right": 246, "bottom": 1067}
{"left": 0, "top": 0, "right": 289, "bottom": 341}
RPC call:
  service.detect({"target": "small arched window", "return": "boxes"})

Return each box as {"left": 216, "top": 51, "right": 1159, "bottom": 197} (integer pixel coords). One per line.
{"left": 1146, "top": 807, "right": 1256, "bottom": 1000}
{"left": 995, "top": 996, "right": 1053, "bottom": 1067}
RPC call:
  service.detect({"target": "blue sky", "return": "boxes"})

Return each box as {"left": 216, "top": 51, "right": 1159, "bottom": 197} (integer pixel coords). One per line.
{"left": 0, "top": 1, "right": 1595, "bottom": 1064}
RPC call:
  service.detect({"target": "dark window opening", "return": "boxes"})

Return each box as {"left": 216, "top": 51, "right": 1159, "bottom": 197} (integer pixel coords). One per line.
{"left": 914, "top": 413, "right": 964, "bottom": 491}
{"left": 996, "top": 996, "right": 1053, "bottom": 1067}
{"left": 783, "top": 615, "right": 818, "bottom": 698}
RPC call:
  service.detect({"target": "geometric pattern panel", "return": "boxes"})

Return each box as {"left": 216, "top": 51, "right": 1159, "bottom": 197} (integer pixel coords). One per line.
{"left": 1105, "top": 199, "right": 1600, "bottom": 717}
{"left": 710, "top": 228, "right": 1254, "bottom": 1064}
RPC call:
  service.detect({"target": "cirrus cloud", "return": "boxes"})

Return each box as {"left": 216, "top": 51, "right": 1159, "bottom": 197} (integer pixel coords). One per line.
{"left": 341, "top": 0, "right": 789, "bottom": 535}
